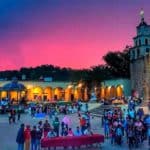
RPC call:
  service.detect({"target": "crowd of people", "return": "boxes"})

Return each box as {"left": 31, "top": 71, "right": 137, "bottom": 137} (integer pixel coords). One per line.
{"left": 16, "top": 103, "right": 92, "bottom": 150}
{"left": 29, "top": 101, "right": 85, "bottom": 118}
{"left": 102, "top": 99, "right": 150, "bottom": 149}
{"left": 15, "top": 98, "right": 150, "bottom": 150}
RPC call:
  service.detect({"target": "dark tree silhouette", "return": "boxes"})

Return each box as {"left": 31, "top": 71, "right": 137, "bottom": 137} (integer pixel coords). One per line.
{"left": 0, "top": 47, "right": 130, "bottom": 81}
{"left": 103, "top": 47, "right": 130, "bottom": 78}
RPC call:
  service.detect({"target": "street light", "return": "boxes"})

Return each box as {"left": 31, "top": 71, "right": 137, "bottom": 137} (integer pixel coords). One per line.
{"left": 68, "top": 85, "right": 73, "bottom": 89}
{"left": 78, "top": 83, "right": 82, "bottom": 88}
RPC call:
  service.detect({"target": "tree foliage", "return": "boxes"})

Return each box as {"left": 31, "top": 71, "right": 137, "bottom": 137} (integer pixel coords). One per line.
{"left": 0, "top": 48, "right": 130, "bottom": 81}
{"left": 103, "top": 48, "right": 130, "bottom": 78}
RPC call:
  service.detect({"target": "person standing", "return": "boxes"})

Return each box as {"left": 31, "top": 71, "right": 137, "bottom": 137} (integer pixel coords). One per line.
{"left": 17, "top": 108, "right": 21, "bottom": 121}
{"left": 16, "top": 124, "right": 25, "bottom": 150}
{"left": 110, "top": 125, "right": 116, "bottom": 145}
{"left": 74, "top": 126, "right": 82, "bottom": 136}
{"left": 115, "top": 125, "right": 123, "bottom": 146}
{"left": 43, "top": 120, "right": 51, "bottom": 137}
{"left": 127, "top": 126, "right": 134, "bottom": 149}
{"left": 147, "top": 126, "right": 150, "bottom": 148}
{"left": 47, "top": 129, "right": 56, "bottom": 138}
{"left": 67, "top": 128, "right": 74, "bottom": 136}
{"left": 52, "top": 117, "right": 60, "bottom": 137}
{"left": 104, "top": 119, "right": 109, "bottom": 138}
{"left": 31, "top": 126, "right": 37, "bottom": 150}
{"left": 24, "top": 125, "right": 31, "bottom": 150}
{"left": 8, "top": 111, "right": 12, "bottom": 124}
{"left": 79, "top": 117, "right": 86, "bottom": 135}
{"left": 36, "top": 126, "right": 42, "bottom": 150}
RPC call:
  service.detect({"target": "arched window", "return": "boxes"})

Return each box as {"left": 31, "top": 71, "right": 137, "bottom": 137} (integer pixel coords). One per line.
{"left": 137, "top": 49, "right": 140, "bottom": 57}
{"left": 145, "top": 39, "right": 148, "bottom": 45}
{"left": 139, "top": 39, "right": 141, "bottom": 46}
{"left": 132, "top": 50, "right": 135, "bottom": 59}
{"left": 135, "top": 40, "right": 137, "bottom": 46}
{"left": 146, "top": 48, "right": 149, "bottom": 53}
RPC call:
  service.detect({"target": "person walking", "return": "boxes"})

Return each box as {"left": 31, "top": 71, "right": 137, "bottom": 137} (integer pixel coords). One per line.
{"left": 24, "top": 125, "right": 31, "bottom": 150}
{"left": 16, "top": 124, "right": 25, "bottom": 150}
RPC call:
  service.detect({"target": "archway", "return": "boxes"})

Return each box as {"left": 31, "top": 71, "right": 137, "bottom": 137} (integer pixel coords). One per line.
{"left": 10, "top": 91, "right": 18, "bottom": 101}
{"left": 44, "top": 87, "right": 53, "bottom": 101}
{"left": 26, "top": 88, "right": 33, "bottom": 101}
{"left": 105, "top": 86, "right": 111, "bottom": 100}
{"left": 54, "top": 87, "right": 63, "bottom": 100}
{"left": 116, "top": 85, "right": 123, "bottom": 98}
{"left": 32, "top": 86, "right": 43, "bottom": 101}
{"left": 65, "top": 87, "right": 74, "bottom": 101}
{"left": 100, "top": 87, "right": 105, "bottom": 99}
{"left": 20, "top": 91, "right": 26, "bottom": 98}
{"left": 84, "top": 87, "right": 89, "bottom": 101}
{"left": 110, "top": 86, "right": 117, "bottom": 98}
{"left": 1, "top": 91, "right": 7, "bottom": 99}
{"left": 74, "top": 87, "right": 82, "bottom": 101}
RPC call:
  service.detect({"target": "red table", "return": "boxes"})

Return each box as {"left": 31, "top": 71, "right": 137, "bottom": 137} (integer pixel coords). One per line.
{"left": 41, "top": 134, "right": 104, "bottom": 148}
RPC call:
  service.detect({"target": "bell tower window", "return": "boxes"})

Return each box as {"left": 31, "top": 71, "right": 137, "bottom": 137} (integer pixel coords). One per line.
{"left": 146, "top": 48, "right": 149, "bottom": 53}
{"left": 145, "top": 39, "right": 148, "bottom": 45}
{"left": 139, "top": 39, "right": 141, "bottom": 46}
{"left": 135, "top": 40, "right": 137, "bottom": 46}
{"left": 137, "top": 49, "right": 140, "bottom": 57}
{"left": 132, "top": 50, "right": 135, "bottom": 59}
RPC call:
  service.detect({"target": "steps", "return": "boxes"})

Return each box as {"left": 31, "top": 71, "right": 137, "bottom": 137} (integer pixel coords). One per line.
{"left": 90, "top": 104, "right": 113, "bottom": 117}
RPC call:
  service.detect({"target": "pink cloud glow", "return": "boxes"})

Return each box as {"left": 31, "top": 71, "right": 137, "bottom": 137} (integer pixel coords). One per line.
{"left": 0, "top": 0, "right": 149, "bottom": 70}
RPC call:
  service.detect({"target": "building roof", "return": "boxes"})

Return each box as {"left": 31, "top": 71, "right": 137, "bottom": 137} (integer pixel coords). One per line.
{"left": 0, "top": 81, "right": 71, "bottom": 90}
{"left": 137, "top": 20, "right": 148, "bottom": 28}
{"left": 1, "top": 81, "right": 26, "bottom": 91}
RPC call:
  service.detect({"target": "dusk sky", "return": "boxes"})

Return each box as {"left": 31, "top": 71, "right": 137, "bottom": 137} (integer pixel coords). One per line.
{"left": 0, "top": 0, "right": 150, "bottom": 70}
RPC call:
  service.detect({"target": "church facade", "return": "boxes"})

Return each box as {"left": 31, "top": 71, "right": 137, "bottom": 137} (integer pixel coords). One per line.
{"left": 130, "top": 11, "right": 150, "bottom": 100}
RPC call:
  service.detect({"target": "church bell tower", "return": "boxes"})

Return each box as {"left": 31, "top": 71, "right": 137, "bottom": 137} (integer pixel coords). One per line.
{"left": 130, "top": 9, "right": 150, "bottom": 100}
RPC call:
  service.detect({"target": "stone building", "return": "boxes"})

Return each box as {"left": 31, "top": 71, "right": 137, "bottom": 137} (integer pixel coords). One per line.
{"left": 0, "top": 79, "right": 125, "bottom": 102}
{"left": 130, "top": 10, "right": 150, "bottom": 100}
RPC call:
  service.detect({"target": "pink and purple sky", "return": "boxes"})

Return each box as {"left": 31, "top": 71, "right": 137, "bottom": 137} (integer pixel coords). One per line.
{"left": 0, "top": 0, "right": 150, "bottom": 70}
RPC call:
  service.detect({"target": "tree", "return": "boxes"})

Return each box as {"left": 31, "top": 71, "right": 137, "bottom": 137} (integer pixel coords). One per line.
{"left": 103, "top": 47, "right": 130, "bottom": 78}
{"left": 90, "top": 65, "right": 114, "bottom": 81}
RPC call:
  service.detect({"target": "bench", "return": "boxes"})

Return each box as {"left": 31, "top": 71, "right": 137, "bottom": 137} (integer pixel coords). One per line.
{"left": 41, "top": 134, "right": 104, "bottom": 149}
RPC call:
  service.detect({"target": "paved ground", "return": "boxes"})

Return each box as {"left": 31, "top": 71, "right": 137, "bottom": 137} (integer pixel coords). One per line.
{"left": 0, "top": 104, "right": 149, "bottom": 150}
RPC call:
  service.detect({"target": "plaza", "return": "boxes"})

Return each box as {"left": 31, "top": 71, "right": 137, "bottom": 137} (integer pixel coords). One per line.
{"left": 0, "top": 1, "right": 150, "bottom": 150}
{"left": 0, "top": 102, "right": 149, "bottom": 150}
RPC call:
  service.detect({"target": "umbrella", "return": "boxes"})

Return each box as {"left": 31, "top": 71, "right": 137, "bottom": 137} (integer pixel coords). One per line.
{"left": 62, "top": 116, "right": 71, "bottom": 126}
